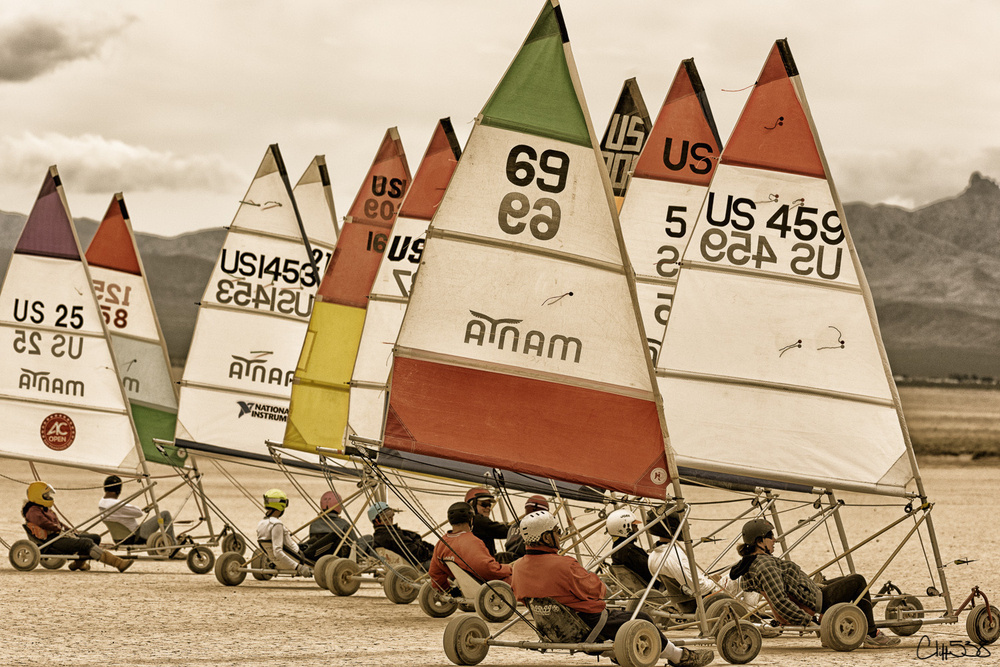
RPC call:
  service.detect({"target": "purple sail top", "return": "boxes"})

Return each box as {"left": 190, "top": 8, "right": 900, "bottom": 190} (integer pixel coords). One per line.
{"left": 14, "top": 168, "right": 81, "bottom": 260}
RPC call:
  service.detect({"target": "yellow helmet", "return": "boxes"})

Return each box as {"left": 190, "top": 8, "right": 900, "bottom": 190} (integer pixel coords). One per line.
{"left": 27, "top": 481, "right": 55, "bottom": 508}
{"left": 263, "top": 488, "right": 288, "bottom": 513}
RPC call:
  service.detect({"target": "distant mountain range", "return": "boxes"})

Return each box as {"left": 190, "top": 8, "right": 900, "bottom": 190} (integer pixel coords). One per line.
{"left": 1, "top": 172, "right": 998, "bottom": 377}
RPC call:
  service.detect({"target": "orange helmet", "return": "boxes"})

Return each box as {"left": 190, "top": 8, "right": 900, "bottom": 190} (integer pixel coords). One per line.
{"left": 465, "top": 487, "right": 491, "bottom": 504}
{"left": 524, "top": 495, "right": 549, "bottom": 512}
{"left": 320, "top": 490, "right": 343, "bottom": 513}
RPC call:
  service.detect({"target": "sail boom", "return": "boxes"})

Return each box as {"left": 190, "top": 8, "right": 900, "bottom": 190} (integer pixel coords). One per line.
{"left": 426, "top": 227, "right": 626, "bottom": 275}
{"left": 656, "top": 368, "right": 896, "bottom": 408}
{"left": 675, "top": 456, "right": 912, "bottom": 498}
{"left": 368, "top": 293, "right": 409, "bottom": 305}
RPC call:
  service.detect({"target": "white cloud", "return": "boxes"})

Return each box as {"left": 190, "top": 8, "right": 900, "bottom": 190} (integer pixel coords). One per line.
{"left": 0, "top": 132, "right": 244, "bottom": 193}
{"left": 0, "top": 14, "right": 133, "bottom": 82}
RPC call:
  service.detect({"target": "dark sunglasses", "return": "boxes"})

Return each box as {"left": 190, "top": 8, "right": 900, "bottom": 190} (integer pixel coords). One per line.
{"left": 478, "top": 499, "right": 495, "bottom": 507}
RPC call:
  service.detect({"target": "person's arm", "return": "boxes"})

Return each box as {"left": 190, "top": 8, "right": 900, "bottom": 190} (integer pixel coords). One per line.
{"left": 428, "top": 542, "right": 451, "bottom": 591}
{"left": 755, "top": 558, "right": 813, "bottom": 625}
{"left": 475, "top": 515, "right": 509, "bottom": 540}
{"left": 269, "top": 522, "right": 301, "bottom": 570}
{"left": 463, "top": 536, "right": 512, "bottom": 581}
{"left": 25, "top": 506, "right": 63, "bottom": 533}
{"left": 567, "top": 558, "right": 607, "bottom": 602}
{"left": 115, "top": 502, "right": 145, "bottom": 519}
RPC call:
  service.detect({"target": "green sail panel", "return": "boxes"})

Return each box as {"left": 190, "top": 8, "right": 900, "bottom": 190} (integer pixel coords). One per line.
{"left": 480, "top": 1, "right": 590, "bottom": 147}
{"left": 131, "top": 403, "right": 184, "bottom": 467}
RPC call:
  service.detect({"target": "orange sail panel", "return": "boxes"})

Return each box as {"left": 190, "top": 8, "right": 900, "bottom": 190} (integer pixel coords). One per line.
{"left": 719, "top": 41, "right": 824, "bottom": 179}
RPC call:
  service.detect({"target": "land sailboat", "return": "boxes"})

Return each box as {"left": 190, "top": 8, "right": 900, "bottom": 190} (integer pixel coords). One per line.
{"left": 656, "top": 39, "right": 995, "bottom": 643}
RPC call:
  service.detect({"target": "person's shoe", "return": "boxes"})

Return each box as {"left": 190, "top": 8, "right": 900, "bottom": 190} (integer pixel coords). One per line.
{"left": 862, "top": 630, "right": 901, "bottom": 648}
{"left": 68, "top": 559, "right": 90, "bottom": 571}
{"left": 98, "top": 550, "right": 134, "bottom": 572}
{"left": 668, "top": 647, "right": 714, "bottom": 667}
{"left": 760, "top": 624, "right": 780, "bottom": 638}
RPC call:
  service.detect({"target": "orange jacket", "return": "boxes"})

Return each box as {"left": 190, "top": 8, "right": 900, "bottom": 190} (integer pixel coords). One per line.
{"left": 511, "top": 546, "right": 606, "bottom": 614}
{"left": 429, "top": 530, "right": 512, "bottom": 591}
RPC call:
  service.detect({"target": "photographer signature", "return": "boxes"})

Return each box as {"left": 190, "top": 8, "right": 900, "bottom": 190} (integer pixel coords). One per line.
{"left": 916, "top": 635, "right": 993, "bottom": 660}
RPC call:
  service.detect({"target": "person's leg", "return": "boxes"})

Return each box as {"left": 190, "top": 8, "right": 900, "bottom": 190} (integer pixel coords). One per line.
{"left": 138, "top": 512, "right": 174, "bottom": 542}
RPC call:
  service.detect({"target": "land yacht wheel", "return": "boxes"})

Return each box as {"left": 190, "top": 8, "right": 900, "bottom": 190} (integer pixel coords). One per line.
{"left": 819, "top": 603, "right": 867, "bottom": 652}
{"left": 383, "top": 565, "right": 419, "bottom": 604}
{"left": 884, "top": 595, "right": 924, "bottom": 636}
{"left": 214, "top": 551, "right": 246, "bottom": 586}
{"left": 221, "top": 532, "right": 247, "bottom": 556}
{"left": 717, "top": 620, "right": 762, "bottom": 664}
{"left": 250, "top": 551, "right": 275, "bottom": 580}
{"left": 613, "top": 618, "right": 661, "bottom": 667}
{"left": 328, "top": 558, "right": 362, "bottom": 596}
{"left": 9, "top": 540, "right": 40, "bottom": 571}
{"left": 966, "top": 604, "right": 1000, "bottom": 645}
{"left": 419, "top": 581, "right": 459, "bottom": 618}
{"left": 443, "top": 614, "right": 490, "bottom": 665}
{"left": 474, "top": 582, "right": 516, "bottom": 623}
{"left": 40, "top": 557, "right": 66, "bottom": 570}
{"left": 186, "top": 546, "right": 215, "bottom": 574}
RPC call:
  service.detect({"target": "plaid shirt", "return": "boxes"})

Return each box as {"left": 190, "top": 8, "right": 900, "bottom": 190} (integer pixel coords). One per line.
{"left": 741, "top": 554, "right": 820, "bottom": 625}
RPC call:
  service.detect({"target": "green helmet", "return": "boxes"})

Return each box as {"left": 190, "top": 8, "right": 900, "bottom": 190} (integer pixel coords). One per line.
{"left": 263, "top": 488, "right": 289, "bottom": 513}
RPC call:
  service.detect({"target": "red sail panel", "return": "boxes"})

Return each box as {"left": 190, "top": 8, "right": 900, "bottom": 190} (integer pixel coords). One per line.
{"left": 385, "top": 357, "right": 671, "bottom": 498}
{"left": 398, "top": 118, "right": 462, "bottom": 221}
{"left": 317, "top": 128, "right": 410, "bottom": 308}
{"left": 720, "top": 41, "right": 825, "bottom": 179}
{"left": 85, "top": 194, "right": 141, "bottom": 275}
{"left": 14, "top": 167, "right": 80, "bottom": 260}
{"left": 633, "top": 59, "right": 722, "bottom": 186}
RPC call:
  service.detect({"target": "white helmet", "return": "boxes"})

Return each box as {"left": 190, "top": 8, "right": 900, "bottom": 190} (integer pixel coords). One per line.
{"left": 606, "top": 509, "right": 639, "bottom": 538}
{"left": 519, "top": 510, "right": 559, "bottom": 544}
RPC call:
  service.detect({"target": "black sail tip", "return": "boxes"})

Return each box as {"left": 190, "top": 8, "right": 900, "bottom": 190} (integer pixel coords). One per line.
{"left": 776, "top": 39, "right": 798, "bottom": 77}
{"left": 269, "top": 143, "right": 288, "bottom": 177}
{"left": 553, "top": 3, "right": 569, "bottom": 43}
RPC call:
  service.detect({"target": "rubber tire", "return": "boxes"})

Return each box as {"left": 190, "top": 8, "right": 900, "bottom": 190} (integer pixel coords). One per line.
{"left": 884, "top": 595, "right": 924, "bottom": 636}
{"left": 966, "top": 604, "right": 1000, "bottom": 645}
{"left": 383, "top": 565, "right": 420, "bottom": 605}
{"left": 443, "top": 614, "right": 490, "bottom": 666}
{"left": 9, "top": 540, "right": 41, "bottom": 571}
{"left": 147, "top": 531, "right": 177, "bottom": 558}
{"left": 613, "top": 618, "right": 662, "bottom": 667}
{"left": 819, "top": 602, "right": 867, "bottom": 652}
{"left": 706, "top": 598, "right": 748, "bottom": 637}
{"left": 419, "top": 581, "right": 459, "bottom": 618}
{"left": 474, "top": 581, "right": 516, "bottom": 623}
{"left": 328, "top": 558, "right": 362, "bottom": 596}
{"left": 221, "top": 532, "right": 247, "bottom": 556}
{"left": 186, "top": 546, "right": 216, "bottom": 574}
{"left": 717, "top": 620, "right": 762, "bottom": 664}
{"left": 314, "top": 554, "right": 337, "bottom": 590}
{"left": 250, "top": 552, "right": 275, "bottom": 581}
{"left": 40, "top": 557, "right": 66, "bottom": 570}
{"left": 214, "top": 551, "right": 247, "bottom": 586}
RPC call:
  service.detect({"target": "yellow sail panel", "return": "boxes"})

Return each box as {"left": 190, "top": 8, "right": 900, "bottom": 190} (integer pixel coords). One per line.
{"left": 283, "top": 301, "right": 366, "bottom": 452}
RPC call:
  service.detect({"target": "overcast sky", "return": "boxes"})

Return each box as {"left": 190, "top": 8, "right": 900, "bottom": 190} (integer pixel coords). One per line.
{"left": 1, "top": 1, "right": 997, "bottom": 237}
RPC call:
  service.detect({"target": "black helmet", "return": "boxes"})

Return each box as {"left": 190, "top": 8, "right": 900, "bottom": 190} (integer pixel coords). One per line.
{"left": 447, "top": 501, "right": 475, "bottom": 526}
{"left": 647, "top": 510, "right": 681, "bottom": 538}
{"left": 742, "top": 518, "right": 774, "bottom": 545}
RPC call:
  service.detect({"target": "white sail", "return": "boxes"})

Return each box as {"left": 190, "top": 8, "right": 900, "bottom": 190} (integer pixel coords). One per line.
{"left": 175, "top": 148, "right": 337, "bottom": 461}
{"left": 0, "top": 168, "right": 141, "bottom": 474}
{"left": 656, "top": 41, "right": 912, "bottom": 495}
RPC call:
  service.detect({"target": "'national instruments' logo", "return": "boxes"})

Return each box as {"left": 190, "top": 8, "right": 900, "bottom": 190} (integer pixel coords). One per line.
{"left": 40, "top": 413, "right": 76, "bottom": 451}
{"left": 236, "top": 401, "right": 288, "bottom": 423}
{"left": 464, "top": 310, "right": 582, "bottom": 363}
